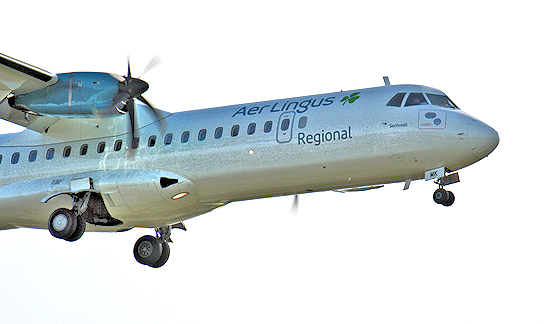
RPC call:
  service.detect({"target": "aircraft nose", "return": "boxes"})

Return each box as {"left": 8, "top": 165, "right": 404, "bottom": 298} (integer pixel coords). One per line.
{"left": 468, "top": 120, "right": 499, "bottom": 158}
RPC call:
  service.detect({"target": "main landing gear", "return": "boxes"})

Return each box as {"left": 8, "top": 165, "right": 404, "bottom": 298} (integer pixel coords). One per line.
{"left": 48, "top": 207, "right": 87, "bottom": 241}
{"left": 133, "top": 224, "right": 186, "bottom": 268}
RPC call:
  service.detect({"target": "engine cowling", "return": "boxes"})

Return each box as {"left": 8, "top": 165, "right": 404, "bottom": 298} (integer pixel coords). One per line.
{"left": 10, "top": 72, "right": 127, "bottom": 118}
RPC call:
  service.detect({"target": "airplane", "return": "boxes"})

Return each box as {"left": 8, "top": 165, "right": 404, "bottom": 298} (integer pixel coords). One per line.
{"left": 0, "top": 53, "right": 499, "bottom": 267}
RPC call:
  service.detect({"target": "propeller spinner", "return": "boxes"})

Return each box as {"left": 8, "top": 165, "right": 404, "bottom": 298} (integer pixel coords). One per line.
{"left": 116, "top": 55, "right": 161, "bottom": 143}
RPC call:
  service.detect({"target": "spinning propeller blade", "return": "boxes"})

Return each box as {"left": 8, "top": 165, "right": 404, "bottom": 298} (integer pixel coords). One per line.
{"left": 116, "top": 55, "right": 163, "bottom": 145}
{"left": 290, "top": 194, "right": 299, "bottom": 215}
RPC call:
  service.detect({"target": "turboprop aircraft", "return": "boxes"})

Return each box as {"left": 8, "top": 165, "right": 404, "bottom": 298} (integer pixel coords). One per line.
{"left": 0, "top": 53, "right": 499, "bottom": 267}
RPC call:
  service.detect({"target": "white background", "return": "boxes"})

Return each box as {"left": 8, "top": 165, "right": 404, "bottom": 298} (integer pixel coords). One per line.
{"left": 1, "top": 0, "right": 555, "bottom": 323}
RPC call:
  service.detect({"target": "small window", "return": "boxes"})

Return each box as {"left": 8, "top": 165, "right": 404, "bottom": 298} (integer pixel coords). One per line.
{"left": 247, "top": 123, "right": 256, "bottom": 135}
{"left": 181, "top": 131, "right": 190, "bottom": 143}
{"left": 214, "top": 127, "right": 223, "bottom": 139}
{"left": 29, "top": 150, "right": 37, "bottom": 162}
{"left": 131, "top": 137, "right": 139, "bottom": 149}
{"left": 148, "top": 135, "right": 157, "bottom": 147}
{"left": 164, "top": 133, "right": 173, "bottom": 145}
{"left": 11, "top": 152, "right": 20, "bottom": 164}
{"left": 298, "top": 116, "right": 308, "bottom": 128}
{"left": 198, "top": 129, "right": 207, "bottom": 141}
{"left": 97, "top": 142, "right": 106, "bottom": 153}
{"left": 264, "top": 121, "right": 273, "bottom": 133}
{"left": 404, "top": 93, "right": 428, "bottom": 106}
{"left": 114, "top": 140, "right": 123, "bottom": 151}
{"left": 387, "top": 92, "right": 406, "bottom": 107}
{"left": 231, "top": 125, "right": 240, "bottom": 137}
{"left": 80, "top": 144, "right": 88, "bottom": 156}
{"left": 63, "top": 146, "right": 71, "bottom": 157}
{"left": 281, "top": 118, "right": 290, "bottom": 131}
{"left": 0, "top": 154, "right": 2, "bottom": 164}
{"left": 46, "top": 148, "right": 55, "bottom": 160}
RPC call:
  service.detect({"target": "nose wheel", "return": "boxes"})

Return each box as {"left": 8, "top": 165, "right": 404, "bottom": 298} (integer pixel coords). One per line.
{"left": 433, "top": 188, "right": 455, "bottom": 206}
{"left": 426, "top": 167, "right": 459, "bottom": 207}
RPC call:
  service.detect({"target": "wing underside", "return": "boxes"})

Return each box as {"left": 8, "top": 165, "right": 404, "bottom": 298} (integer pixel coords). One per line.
{"left": 0, "top": 53, "right": 60, "bottom": 132}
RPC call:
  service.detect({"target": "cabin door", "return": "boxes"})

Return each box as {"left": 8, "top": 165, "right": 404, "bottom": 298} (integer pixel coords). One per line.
{"left": 276, "top": 112, "right": 295, "bottom": 143}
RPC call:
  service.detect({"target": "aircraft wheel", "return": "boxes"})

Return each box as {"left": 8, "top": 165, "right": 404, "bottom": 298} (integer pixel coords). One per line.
{"left": 442, "top": 191, "right": 455, "bottom": 207}
{"left": 65, "top": 214, "right": 86, "bottom": 242}
{"left": 134, "top": 235, "right": 163, "bottom": 266}
{"left": 48, "top": 208, "right": 77, "bottom": 240}
{"left": 150, "top": 241, "right": 170, "bottom": 268}
{"left": 433, "top": 188, "right": 449, "bottom": 205}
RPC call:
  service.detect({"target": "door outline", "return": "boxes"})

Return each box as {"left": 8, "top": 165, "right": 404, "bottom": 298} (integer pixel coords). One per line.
{"left": 276, "top": 111, "right": 296, "bottom": 143}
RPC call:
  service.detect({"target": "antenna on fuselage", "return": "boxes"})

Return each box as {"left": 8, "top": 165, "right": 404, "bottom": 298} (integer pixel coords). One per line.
{"left": 383, "top": 76, "right": 391, "bottom": 86}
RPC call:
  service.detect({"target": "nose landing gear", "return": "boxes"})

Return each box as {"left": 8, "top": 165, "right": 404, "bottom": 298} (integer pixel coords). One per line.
{"left": 426, "top": 167, "right": 460, "bottom": 207}
{"left": 433, "top": 188, "right": 455, "bottom": 206}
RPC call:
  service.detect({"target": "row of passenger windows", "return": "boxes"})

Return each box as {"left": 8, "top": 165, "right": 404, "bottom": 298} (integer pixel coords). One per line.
{"left": 0, "top": 117, "right": 309, "bottom": 165}
{"left": 387, "top": 92, "right": 458, "bottom": 109}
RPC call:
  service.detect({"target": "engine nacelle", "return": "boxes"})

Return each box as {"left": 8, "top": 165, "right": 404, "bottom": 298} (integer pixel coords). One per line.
{"left": 10, "top": 72, "right": 126, "bottom": 118}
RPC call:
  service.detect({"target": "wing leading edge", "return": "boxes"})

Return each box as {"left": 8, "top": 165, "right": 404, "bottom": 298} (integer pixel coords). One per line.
{"left": 0, "top": 53, "right": 60, "bottom": 132}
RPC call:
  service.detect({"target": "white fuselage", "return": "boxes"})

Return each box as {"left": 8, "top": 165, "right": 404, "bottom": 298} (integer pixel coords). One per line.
{"left": 0, "top": 84, "right": 499, "bottom": 231}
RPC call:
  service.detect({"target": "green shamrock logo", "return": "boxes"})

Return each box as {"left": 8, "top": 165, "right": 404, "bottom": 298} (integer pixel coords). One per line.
{"left": 340, "top": 92, "right": 360, "bottom": 105}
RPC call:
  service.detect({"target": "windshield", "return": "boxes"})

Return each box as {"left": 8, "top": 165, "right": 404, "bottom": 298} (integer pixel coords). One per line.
{"left": 426, "top": 94, "right": 458, "bottom": 109}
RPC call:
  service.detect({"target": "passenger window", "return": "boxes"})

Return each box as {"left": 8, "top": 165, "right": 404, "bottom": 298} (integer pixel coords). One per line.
{"left": 198, "top": 129, "right": 207, "bottom": 141}
{"left": 63, "top": 146, "right": 71, "bottom": 157}
{"left": 214, "top": 127, "right": 223, "bottom": 139}
{"left": 404, "top": 93, "right": 428, "bottom": 106}
{"left": 148, "top": 135, "right": 157, "bottom": 147}
{"left": 164, "top": 133, "right": 173, "bottom": 145}
{"left": 114, "top": 140, "right": 123, "bottom": 151}
{"left": 0, "top": 154, "right": 2, "bottom": 164}
{"left": 97, "top": 142, "right": 106, "bottom": 153}
{"left": 247, "top": 123, "right": 256, "bottom": 135}
{"left": 298, "top": 116, "right": 307, "bottom": 128}
{"left": 29, "top": 150, "right": 37, "bottom": 162}
{"left": 11, "top": 152, "right": 20, "bottom": 164}
{"left": 181, "top": 131, "right": 190, "bottom": 143}
{"left": 80, "top": 144, "right": 88, "bottom": 156}
{"left": 264, "top": 121, "right": 272, "bottom": 133}
{"left": 231, "top": 125, "right": 240, "bottom": 137}
{"left": 46, "top": 148, "right": 55, "bottom": 160}
{"left": 131, "top": 137, "right": 139, "bottom": 149}
{"left": 387, "top": 93, "right": 406, "bottom": 107}
{"left": 281, "top": 118, "right": 290, "bottom": 131}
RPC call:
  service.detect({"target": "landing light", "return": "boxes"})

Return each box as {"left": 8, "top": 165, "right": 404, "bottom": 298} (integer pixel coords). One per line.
{"left": 172, "top": 192, "right": 189, "bottom": 200}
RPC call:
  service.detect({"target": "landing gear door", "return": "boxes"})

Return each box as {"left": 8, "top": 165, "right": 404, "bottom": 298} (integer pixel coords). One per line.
{"left": 277, "top": 112, "right": 295, "bottom": 143}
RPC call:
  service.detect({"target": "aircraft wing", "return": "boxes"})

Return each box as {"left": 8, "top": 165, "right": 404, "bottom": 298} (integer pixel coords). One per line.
{"left": 0, "top": 53, "right": 58, "bottom": 97}
{"left": 0, "top": 53, "right": 60, "bottom": 132}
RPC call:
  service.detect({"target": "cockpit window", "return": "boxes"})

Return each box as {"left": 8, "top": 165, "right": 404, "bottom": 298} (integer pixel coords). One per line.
{"left": 426, "top": 94, "right": 458, "bottom": 109}
{"left": 387, "top": 93, "right": 406, "bottom": 107}
{"left": 404, "top": 93, "right": 428, "bottom": 106}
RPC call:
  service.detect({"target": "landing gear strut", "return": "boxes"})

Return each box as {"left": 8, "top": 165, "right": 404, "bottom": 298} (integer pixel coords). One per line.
{"left": 428, "top": 167, "right": 460, "bottom": 207}
{"left": 133, "top": 224, "right": 186, "bottom": 268}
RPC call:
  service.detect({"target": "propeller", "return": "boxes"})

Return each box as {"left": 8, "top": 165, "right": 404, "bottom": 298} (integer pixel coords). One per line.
{"left": 117, "top": 55, "right": 162, "bottom": 142}
{"left": 290, "top": 194, "right": 299, "bottom": 215}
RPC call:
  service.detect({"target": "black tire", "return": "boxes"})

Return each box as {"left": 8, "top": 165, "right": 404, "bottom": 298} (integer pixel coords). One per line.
{"left": 48, "top": 208, "right": 77, "bottom": 240}
{"left": 133, "top": 235, "right": 163, "bottom": 266}
{"left": 65, "top": 214, "right": 86, "bottom": 242}
{"left": 433, "top": 188, "right": 449, "bottom": 205}
{"left": 150, "top": 241, "right": 170, "bottom": 268}
{"left": 442, "top": 191, "right": 455, "bottom": 207}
